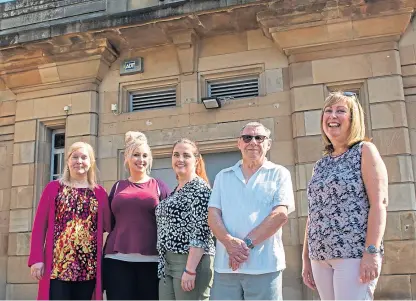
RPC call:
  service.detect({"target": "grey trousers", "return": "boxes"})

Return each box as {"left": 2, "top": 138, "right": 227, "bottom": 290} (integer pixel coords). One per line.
{"left": 210, "top": 271, "right": 283, "bottom": 300}
{"left": 159, "top": 252, "right": 214, "bottom": 300}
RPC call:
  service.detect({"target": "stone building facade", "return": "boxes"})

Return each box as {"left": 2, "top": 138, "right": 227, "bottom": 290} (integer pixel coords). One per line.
{"left": 0, "top": 0, "right": 415, "bottom": 299}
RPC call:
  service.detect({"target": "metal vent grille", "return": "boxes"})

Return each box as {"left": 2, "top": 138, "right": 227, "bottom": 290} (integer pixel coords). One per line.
{"left": 130, "top": 88, "right": 177, "bottom": 111}
{"left": 208, "top": 77, "right": 259, "bottom": 100}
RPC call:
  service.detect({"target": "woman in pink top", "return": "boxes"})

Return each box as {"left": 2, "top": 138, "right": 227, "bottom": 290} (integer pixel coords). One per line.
{"left": 103, "top": 131, "right": 170, "bottom": 300}
{"left": 28, "top": 142, "right": 111, "bottom": 300}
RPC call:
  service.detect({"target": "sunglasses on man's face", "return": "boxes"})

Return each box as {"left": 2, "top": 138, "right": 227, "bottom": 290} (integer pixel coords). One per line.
{"left": 240, "top": 135, "right": 268, "bottom": 143}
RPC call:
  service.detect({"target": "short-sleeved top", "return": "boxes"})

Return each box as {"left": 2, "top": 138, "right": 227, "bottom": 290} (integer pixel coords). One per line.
{"left": 307, "top": 142, "right": 383, "bottom": 260}
{"left": 156, "top": 176, "right": 215, "bottom": 278}
{"left": 104, "top": 179, "right": 170, "bottom": 258}
{"left": 51, "top": 185, "right": 98, "bottom": 281}
{"left": 208, "top": 159, "right": 295, "bottom": 274}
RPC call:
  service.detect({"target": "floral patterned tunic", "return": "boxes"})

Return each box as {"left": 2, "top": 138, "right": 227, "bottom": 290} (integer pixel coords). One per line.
{"left": 307, "top": 142, "right": 383, "bottom": 260}
{"left": 50, "top": 185, "right": 98, "bottom": 281}
{"left": 155, "top": 176, "right": 215, "bottom": 278}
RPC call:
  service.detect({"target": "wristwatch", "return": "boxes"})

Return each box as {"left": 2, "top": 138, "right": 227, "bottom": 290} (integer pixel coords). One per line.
{"left": 365, "top": 245, "right": 381, "bottom": 254}
{"left": 243, "top": 237, "right": 255, "bottom": 249}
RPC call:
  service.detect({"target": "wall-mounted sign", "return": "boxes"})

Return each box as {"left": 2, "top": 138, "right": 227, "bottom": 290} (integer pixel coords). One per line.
{"left": 120, "top": 57, "right": 144, "bottom": 75}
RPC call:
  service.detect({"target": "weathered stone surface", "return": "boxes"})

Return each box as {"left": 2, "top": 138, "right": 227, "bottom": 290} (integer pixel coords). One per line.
{"left": 13, "top": 121, "right": 36, "bottom": 143}
{"left": 0, "top": 211, "right": 9, "bottom": 235}
{"left": 8, "top": 232, "right": 30, "bottom": 256}
{"left": 8, "top": 209, "right": 32, "bottom": 233}
{"left": 0, "top": 189, "right": 10, "bottom": 212}
{"left": 0, "top": 234, "right": 7, "bottom": 257}
{"left": 66, "top": 113, "right": 98, "bottom": 137}
{"left": 0, "top": 257, "right": 6, "bottom": 300}
{"left": 12, "top": 164, "right": 34, "bottom": 187}
{"left": 282, "top": 217, "right": 299, "bottom": 246}
{"left": 375, "top": 275, "right": 412, "bottom": 300}
{"left": 10, "top": 186, "right": 34, "bottom": 210}
{"left": 289, "top": 62, "right": 313, "bottom": 87}
{"left": 312, "top": 54, "right": 372, "bottom": 84}
{"left": 294, "top": 136, "right": 323, "bottom": 164}
{"left": 0, "top": 101, "right": 15, "bottom": 117}
{"left": 411, "top": 274, "right": 416, "bottom": 300}
{"left": 295, "top": 163, "right": 314, "bottom": 190}
{"left": 6, "top": 283, "right": 37, "bottom": 300}
{"left": 291, "top": 85, "right": 325, "bottom": 112}
{"left": 382, "top": 155, "right": 414, "bottom": 183}
{"left": 382, "top": 241, "right": 416, "bottom": 274}
{"left": 367, "top": 76, "right": 405, "bottom": 103}
{"left": 385, "top": 211, "right": 416, "bottom": 241}
{"left": 7, "top": 256, "right": 35, "bottom": 284}
{"left": 372, "top": 127, "right": 411, "bottom": 156}
{"left": 269, "top": 141, "right": 295, "bottom": 166}
{"left": 388, "top": 183, "right": 416, "bottom": 211}
{"left": 13, "top": 142, "right": 35, "bottom": 165}
{"left": 370, "top": 101, "right": 408, "bottom": 129}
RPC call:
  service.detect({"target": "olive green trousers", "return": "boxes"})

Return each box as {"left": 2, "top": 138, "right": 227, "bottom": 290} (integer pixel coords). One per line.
{"left": 159, "top": 252, "right": 214, "bottom": 300}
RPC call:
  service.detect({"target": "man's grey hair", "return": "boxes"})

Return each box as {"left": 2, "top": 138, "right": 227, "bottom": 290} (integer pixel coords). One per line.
{"left": 240, "top": 122, "right": 271, "bottom": 138}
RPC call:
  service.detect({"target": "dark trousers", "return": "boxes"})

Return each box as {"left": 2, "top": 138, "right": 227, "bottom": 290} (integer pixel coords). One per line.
{"left": 49, "top": 279, "right": 95, "bottom": 300}
{"left": 103, "top": 258, "right": 159, "bottom": 300}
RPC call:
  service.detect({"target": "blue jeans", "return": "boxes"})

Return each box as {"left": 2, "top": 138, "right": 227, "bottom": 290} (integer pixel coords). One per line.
{"left": 210, "top": 271, "right": 282, "bottom": 300}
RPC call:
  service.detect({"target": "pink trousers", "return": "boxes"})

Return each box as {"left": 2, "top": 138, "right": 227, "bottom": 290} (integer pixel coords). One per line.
{"left": 311, "top": 257, "right": 382, "bottom": 300}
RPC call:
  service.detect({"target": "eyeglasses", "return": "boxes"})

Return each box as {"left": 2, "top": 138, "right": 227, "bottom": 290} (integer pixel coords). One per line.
{"left": 240, "top": 135, "right": 268, "bottom": 143}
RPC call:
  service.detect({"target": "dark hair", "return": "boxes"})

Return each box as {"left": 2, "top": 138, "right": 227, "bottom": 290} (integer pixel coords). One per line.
{"left": 172, "top": 138, "right": 210, "bottom": 187}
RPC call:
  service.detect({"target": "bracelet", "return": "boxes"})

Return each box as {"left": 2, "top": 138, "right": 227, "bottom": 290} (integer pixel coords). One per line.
{"left": 184, "top": 268, "right": 197, "bottom": 276}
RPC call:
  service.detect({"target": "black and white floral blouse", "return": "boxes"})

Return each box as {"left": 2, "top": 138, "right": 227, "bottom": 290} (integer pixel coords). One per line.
{"left": 307, "top": 142, "right": 384, "bottom": 260}
{"left": 156, "top": 176, "right": 215, "bottom": 278}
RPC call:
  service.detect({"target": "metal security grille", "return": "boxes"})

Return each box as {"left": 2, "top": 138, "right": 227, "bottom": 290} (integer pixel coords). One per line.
{"left": 208, "top": 77, "right": 259, "bottom": 100}
{"left": 130, "top": 88, "right": 177, "bottom": 111}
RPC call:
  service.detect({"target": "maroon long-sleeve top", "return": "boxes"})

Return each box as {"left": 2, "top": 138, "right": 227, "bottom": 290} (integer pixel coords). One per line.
{"left": 104, "top": 178, "right": 170, "bottom": 256}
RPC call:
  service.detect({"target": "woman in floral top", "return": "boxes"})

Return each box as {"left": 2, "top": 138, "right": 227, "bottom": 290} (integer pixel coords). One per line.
{"left": 156, "top": 138, "right": 215, "bottom": 300}
{"left": 28, "top": 142, "right": 110, "bottom": 300}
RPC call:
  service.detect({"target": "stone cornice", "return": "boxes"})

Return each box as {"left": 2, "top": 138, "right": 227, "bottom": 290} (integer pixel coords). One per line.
{"left": 0, "top": 38, "right": 117, "bottom": 92}
{"left": 0, "top": 0, "right": 415, "bottom": 93}
{"left": 257, "top": 0, "right": 414, "bottom": 55}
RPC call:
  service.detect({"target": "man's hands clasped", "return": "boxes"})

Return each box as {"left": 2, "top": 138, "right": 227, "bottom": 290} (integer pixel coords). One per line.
{"left": 225, "top": 237, "right": 250, "bottom": 271}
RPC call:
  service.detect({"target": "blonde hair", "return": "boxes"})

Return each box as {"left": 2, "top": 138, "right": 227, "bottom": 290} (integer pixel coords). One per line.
{"left": 124, "top": 131, "right": 152, "bottom": 175}
{"left": 321, "top": 91, "right": 366, "bottom": 155}
{"left": 60, "top": 142, "right": 97, "bottom": 189}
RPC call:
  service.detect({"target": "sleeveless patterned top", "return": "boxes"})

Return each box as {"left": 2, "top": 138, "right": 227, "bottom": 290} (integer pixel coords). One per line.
{"left": 307, "top": 142, "right": 382, "bottom": 260}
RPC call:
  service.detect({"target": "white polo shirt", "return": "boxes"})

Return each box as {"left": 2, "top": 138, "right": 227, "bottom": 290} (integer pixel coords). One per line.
{"left": 208, "top": 159, "right": 295, "bottom": 274}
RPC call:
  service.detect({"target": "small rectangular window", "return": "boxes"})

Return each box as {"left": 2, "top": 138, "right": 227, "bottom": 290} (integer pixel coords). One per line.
{"left": 51, "top": 130, "right": 65, "bottom": 181}
{"left": 207, "top": 77, "right": 259, "bottom": 100}
{"left": 130, "top": 87, "right": 177, "bottom": 112}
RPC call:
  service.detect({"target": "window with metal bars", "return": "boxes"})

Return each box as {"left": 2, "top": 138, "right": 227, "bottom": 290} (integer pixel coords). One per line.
{"left": 129, "top": 87, "right": 177, "bottom": 111}
{"left": 207, "top": 77, "right": 259, "bottom": 100}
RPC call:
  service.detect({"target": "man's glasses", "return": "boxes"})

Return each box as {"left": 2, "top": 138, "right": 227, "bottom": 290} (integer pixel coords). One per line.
{"left": 240, "top": 135, "right": 268, "bottom": 143}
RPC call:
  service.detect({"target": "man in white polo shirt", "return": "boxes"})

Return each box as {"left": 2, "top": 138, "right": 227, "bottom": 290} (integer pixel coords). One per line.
{"left": 208, "top": 121, "right": 295, "bottom": 300}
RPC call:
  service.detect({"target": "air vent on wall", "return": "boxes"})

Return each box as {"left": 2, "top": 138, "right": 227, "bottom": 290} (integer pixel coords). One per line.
{"left": 130, "top": 88, "right": 177, "bottom": 111}
{"left": 207, "top": 77, "right": 259, "bottom": 100}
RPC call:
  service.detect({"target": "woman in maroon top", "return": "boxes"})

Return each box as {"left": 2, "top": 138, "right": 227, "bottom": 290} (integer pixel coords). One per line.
{"left": 103, "top": 131, "right": 170, "bottom": 300}
{"left": 28, "top": 142, "right": 110, "bottom": 300}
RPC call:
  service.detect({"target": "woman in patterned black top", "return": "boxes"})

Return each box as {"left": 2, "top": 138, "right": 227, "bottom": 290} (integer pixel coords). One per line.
{"left": 156, "top": 138, "right": 215, "bottom": 300}
{"left": 302, "top": 92, "right": 388, "bottom": 300}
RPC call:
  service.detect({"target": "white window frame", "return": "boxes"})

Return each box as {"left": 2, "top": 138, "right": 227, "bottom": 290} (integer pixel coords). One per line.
{"left": 50, "top": 129, "right": 65, "bottom": 181}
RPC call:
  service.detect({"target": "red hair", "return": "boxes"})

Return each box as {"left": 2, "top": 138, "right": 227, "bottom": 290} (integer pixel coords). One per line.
{"left": 173, "top": 138, "right": 210, "bottom": 187}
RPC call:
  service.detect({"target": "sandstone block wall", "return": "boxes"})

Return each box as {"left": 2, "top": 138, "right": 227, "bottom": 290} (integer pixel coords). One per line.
{"left": 0, "top": 1, "right": 416, "bottom": 299}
